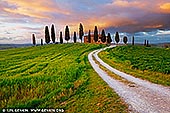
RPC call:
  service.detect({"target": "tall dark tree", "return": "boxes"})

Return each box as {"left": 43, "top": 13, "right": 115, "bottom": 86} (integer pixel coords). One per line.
{"left": 41, "top": 39, "right": 43, "bottom": 45}
{"left": 101, "top": 29, "right": 106, "bottom": 43}
{"left": 115, "top": 32, "right": 120, "bottom": 44}
{"left": 146, "top": 40, "right": 149, "bottom": 47}
{"left": 123, "top": 36, "right": 128, "bottom": 44}
{"left": 107, "top": 33, "right": 112, "bottom": 44}
{"left": 88, "top": 30, "right": 91, "bottom": 43}
{"left": 73, "top": 31, "right": 77, "bottom": 43}
{"left": 65, "top": 26, "right": 70, "bottom": 42}
{"left": 45, "top": 26, "right": 50, "bottom": 44}
{"left": 94, "top": 26, "right": 98, "bottom": 42}
{"left": 51, "top": 24, "right": 56, "bottom": 43}
{"left": 79, "top": 23, "right": 84, "bottom": 43}
{"left": 144, "top": 39, "right": 146, "bottom": 46}
{"left": 32, "top": 34, "right": 36, "bottom": 45}
{"left": 60, "top": 31, "right": 63, "bottom": 44}
{"left": 132, "top": 36, "right": 135, "bottom": 45}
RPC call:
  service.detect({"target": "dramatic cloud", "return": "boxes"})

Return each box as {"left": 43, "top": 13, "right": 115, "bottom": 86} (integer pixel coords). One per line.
{"left": 3, "top": 0, "right": 70, "bottom": 18}
{"left": 0, "top": 0, "right": 170, "bottom": 44}
{"left": 160, "top": 3, "right": 170, "bottom": 13}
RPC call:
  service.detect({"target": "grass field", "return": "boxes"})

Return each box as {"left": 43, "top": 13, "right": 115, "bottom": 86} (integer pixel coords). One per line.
{"left": 99, "top": 45, "right": 170, "bottom": 86}
{"left": 0, "top": 44, "right": 128, "bottom": 112}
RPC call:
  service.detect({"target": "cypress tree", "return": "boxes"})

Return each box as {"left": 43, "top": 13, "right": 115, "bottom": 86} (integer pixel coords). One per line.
{"left": 146, "top": 40, "right": 149, "bottom": 47}
{"left": 45, "top": 26, "right": 50, "bottom": 44}
{"left": 94, "top": 26, "right": 98, "bottom": 42}
{"left": 101, "top": 29, "right": 106, "bottom": 43}
{"left": 123, "top": 36, "right": 128, "bottom": 44}
{"left": 65, "top": 26, "right": 70, "bottom": 43}
{"left": 107, "top": 33, "right": 112, "bottom": 44}
{"left": 41, "top": 39, "right": 43, "bottom": 45}
{"left": 132, "top": 36, "right": 134, "bottom": 45}
{"left": 51, "top": 24, "right": 56, "bottom": 43}
{"left": 32, "top": 34, "right": 36, "bottom": 45}
{"left": 88, "top": 30, "right": 91, "bottom": 43}
{"left": 79, "top": 23, "right": 84, "bottom": 43}
{"left": 144, "top": 39, "right": 146, "bottom": 46}
{"left": 60, "top": 31, "right": 63, "bottom": 44}
{"left": 115, "top": 32, "right": 120, "bottom": 44}
{"left": 73, "top": 31, "right": 77, "bottom": 43}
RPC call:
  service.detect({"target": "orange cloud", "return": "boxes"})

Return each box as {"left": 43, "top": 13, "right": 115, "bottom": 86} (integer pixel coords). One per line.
{"left": 112, "top": 0, "right": 129, "bottom": 7}
{"left": 108, "top": 0, "right": 146, "bottom": 9}
{"left": 3, "top": 0, "right": 70, "bottom": 18}
{"left": 160, "top": 3, "right": 170, "bottom": 13}
{"left": 107, "top": 0, "right": 170, "bottom": 14}
{"left": 4, "top": 8, "right": 48, "bottom": 18}
{"left": 144, "top": 24, "right": 163, "bottom": 29}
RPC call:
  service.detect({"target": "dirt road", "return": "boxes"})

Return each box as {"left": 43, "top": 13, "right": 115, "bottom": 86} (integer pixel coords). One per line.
{"left": 88, "top": 46, "right": 170, "bottom": 113}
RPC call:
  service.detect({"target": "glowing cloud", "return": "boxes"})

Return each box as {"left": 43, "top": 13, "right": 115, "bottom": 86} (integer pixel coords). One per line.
{"left": 160, "top": 3, "right": 170, "bottom": 13}
{"left": 2, "top": 0, "right": 70, "bottom": 18}
{"left": 144, "top": 24, "right": 163, "bottom": 29}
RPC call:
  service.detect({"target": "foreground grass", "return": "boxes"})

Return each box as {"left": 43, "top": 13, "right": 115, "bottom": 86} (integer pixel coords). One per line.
{"left": 99, "top": 45, "right": 170, "bottom": 86}
{"left": 0, "top": 44, "right": 128, "bottom": 112}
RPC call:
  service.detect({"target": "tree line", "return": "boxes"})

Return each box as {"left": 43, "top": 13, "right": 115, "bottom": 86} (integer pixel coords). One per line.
{"left": 32, "top": 23, "right": 149, "bottom": 46}
{"left": 32, "top": 23, "right": 84, "bottom": 45}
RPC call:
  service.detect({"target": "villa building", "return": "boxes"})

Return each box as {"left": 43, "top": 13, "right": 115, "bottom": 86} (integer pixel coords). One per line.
{"left": 84, "top": 34, "right": 110, "bottom": 44}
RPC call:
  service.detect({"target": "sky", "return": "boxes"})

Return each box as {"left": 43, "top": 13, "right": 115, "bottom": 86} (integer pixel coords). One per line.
{"left": 0, "top": 0, "right": 170, "bottom": 44}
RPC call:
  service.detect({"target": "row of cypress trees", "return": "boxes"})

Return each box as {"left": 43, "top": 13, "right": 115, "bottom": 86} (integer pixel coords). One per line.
{"left": 32, "top": 23, "right": 97, "bottom": 45}
{"left": 43, "top": 23, "right": 83, "bottom": 44}
{"left": 115, "top": 31, "right": 132, "bottom": 45}
{"left": 32, "top": 23, "right": 136, "bottom": 45}
{"left": 91, "top": 26, "right": 112, "bottom": 44}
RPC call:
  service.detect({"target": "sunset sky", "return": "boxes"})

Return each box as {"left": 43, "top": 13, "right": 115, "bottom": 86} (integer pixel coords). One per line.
{"left": 0, "top": 0, "right": 170, "bottom": 44}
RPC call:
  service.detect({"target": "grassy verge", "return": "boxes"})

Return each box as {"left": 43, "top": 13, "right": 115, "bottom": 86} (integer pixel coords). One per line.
{"left": 0, "top": 43, "right": 128, "bottom": 112}
{"left": 99, "top": 45, "right": 170, "bottom": 86}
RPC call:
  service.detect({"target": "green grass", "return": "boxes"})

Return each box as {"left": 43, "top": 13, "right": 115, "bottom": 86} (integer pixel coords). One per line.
{"left": 99, "top": 45, "right": 170, "bottom": 86}
{"left": 0, "top": 43, "right": 128, "bottom": 112}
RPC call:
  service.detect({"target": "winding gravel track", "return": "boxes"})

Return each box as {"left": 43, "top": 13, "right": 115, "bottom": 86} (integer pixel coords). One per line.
{"left": 88, "top": 45, "right": 170, "bottom": 113}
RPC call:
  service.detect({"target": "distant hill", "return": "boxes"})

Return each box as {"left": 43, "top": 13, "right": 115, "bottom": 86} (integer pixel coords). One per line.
{"left": 0, "top": 44, "right": 32, "bottom": 50}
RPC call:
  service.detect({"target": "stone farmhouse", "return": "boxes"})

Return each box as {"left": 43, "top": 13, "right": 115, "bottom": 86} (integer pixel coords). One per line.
{"left": 84, "top": 34, "right": 110, "bottom": 44}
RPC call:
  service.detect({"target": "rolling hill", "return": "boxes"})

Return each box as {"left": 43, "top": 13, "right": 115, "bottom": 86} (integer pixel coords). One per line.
{"left": 0, "top": 43, "right": 128, "bottom": 113}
